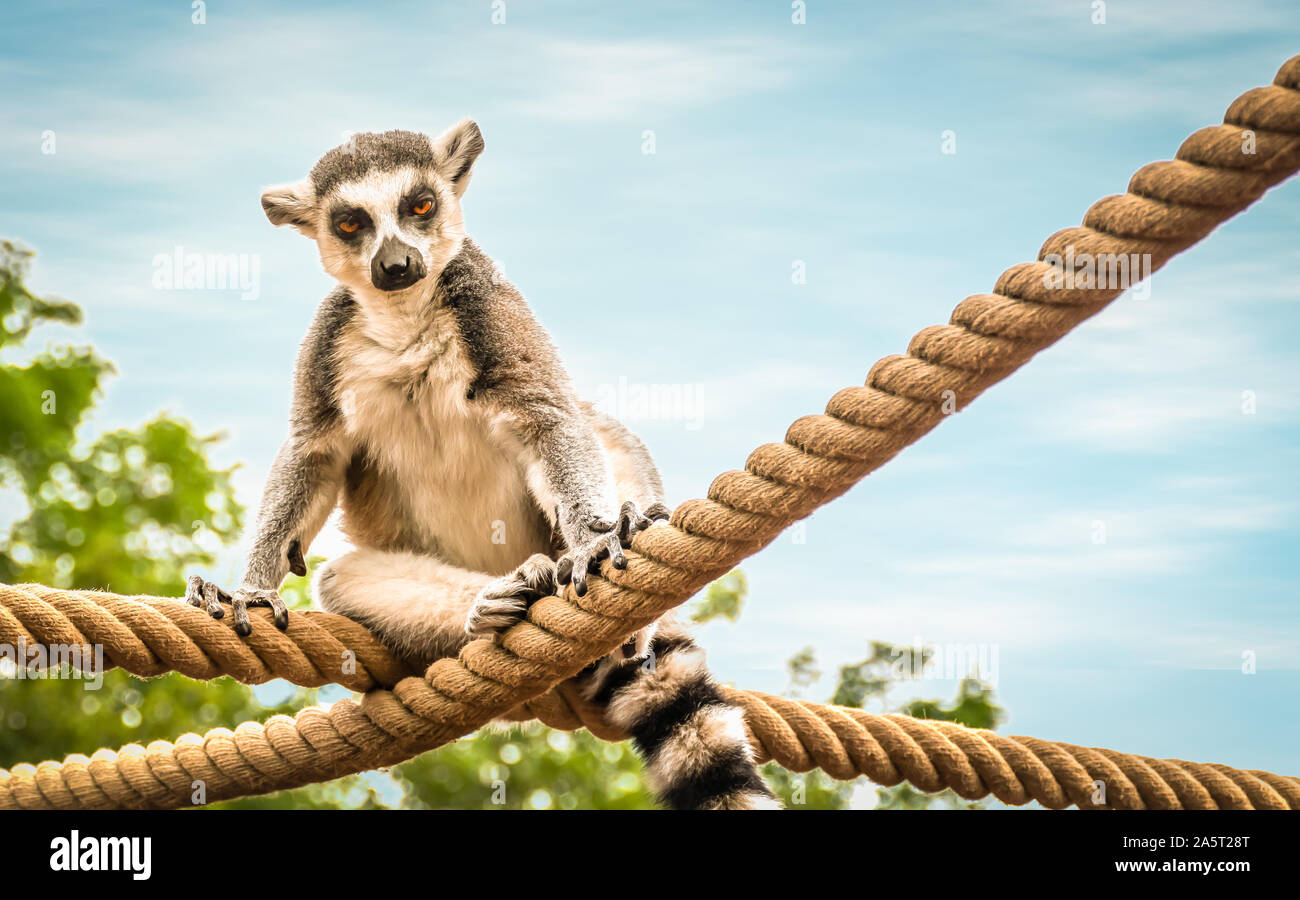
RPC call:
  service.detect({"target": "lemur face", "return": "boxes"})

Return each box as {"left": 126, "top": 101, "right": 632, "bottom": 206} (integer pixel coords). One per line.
{"left": 260, "top": 121, "right": 484, "bottom": 297}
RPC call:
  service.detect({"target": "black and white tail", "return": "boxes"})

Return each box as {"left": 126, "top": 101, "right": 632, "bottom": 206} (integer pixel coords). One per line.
{"left": 585, "top": 626, "right": 779, "bottom": 810}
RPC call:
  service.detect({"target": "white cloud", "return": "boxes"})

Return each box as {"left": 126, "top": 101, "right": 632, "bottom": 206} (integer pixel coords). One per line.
{"left": 1, "top": 23, "right": 811, "bottom": 187}
{"left": 505, "top": 37, "right": 805, "bottom": 122}
{"left": 892, "top": 494, "right": 1294, "bottom": 581}
{"left": 1040, "top": 387, "right": 1240, "bottom": 450}
{"left": 903, "top": 545, "right": 1190, "bottom": 578}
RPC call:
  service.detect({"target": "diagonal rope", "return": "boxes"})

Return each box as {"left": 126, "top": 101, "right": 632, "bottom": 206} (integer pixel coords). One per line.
{"left": 0, "top": 55, "right": 1297, "bottom": 809}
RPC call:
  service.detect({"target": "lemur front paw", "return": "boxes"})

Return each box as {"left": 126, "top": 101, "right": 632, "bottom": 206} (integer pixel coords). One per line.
{"left": 556, "top": 520, "right": 622, "bottom": 599}
{"left": 615, "top": 500, "right": 671, "bottom": 545}
{"left": 555, "top": 501, "right": 671, "bottom": 597}
{"left": 184, "top": 575, "right": 290, "bottom": 637}
{"left": 466, "top": 554, "right": 557, "bottom": 639}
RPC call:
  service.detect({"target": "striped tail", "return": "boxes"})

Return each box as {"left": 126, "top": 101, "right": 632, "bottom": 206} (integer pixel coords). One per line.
{"left": 586, "top": 627, "right": 780, "bottom": 810}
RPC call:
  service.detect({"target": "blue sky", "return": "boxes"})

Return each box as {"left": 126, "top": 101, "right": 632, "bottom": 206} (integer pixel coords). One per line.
{"left": 2, "top": 0, "right": 1299, "bottom": 780}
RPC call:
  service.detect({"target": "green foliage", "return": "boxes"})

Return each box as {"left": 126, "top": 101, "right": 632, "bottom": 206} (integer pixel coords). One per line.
{"left": 391, "top": 722, "right": 654, "bottom": 809}
{"left": 0, "top": 242, "right": 259, "bottom": 777}
{"left": 0, "top": 241, "right": 81, "bottom": 349}
{"left": 831, "top": 641, "right": 924, "bottom": 708}
{"left": 763, "top": 763, "right": 854, "bottom": 809}
{"left": 901, "top": 677, "right": 1003, "bottom": 731}
{"left": 0, "top": 242, "right": 241, "bottom": 593}
{"left": 0, "top": 670, "right": 317, "bottom": 770}
{"left": 689, "top": 568, "right": 746, "bottom": 623}
{"left": 874, "top": 782, "right": 987, "bottom": 810}
{"left": 2, "top": 418, "right": 242, "bottom": 592}
{"left": 785, "top": 645, "right": 821, "bottom": 697}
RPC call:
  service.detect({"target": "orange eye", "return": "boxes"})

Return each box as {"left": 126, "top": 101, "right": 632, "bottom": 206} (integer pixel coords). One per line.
{"left": 338, "top": 219, "right": 359, "bottom": 234}
{"left": 412, "top": 198, "right": 433, "bottom": 216}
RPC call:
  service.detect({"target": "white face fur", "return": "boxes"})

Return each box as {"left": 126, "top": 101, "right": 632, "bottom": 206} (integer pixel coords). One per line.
{"left": 316, "top": 165, "right": 465, "bottom": 300}
{"left": 260, "top": 120, "right": 484, "bottom": 311}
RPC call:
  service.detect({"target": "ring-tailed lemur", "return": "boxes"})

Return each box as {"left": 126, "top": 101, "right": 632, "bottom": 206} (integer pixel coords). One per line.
{"left": 183, "top": 122, "right": 777, "bottom": 810}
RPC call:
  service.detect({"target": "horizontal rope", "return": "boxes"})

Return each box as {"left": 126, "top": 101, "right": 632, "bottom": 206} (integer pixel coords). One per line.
{"left": 0, "top": 54, "right": 1297, "bottom": 808}
{"left": 0, "top": 586, "right": 1296, "bottom": 809}
{"left": 518, "top": 685, "right": 1300, "bottom": 810}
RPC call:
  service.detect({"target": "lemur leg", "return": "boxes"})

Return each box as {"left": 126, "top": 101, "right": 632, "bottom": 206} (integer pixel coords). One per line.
{"left": 315, "top": 548, "right": 493, "bottom": 666}
{"left": 315, "top": 548, "right": 561, "bottom": 665}
{"left": 582, "top": 620, "right": 779, "bottom": 810}
{"left": 187, "top": 436, "right": 345, "bottom": 634}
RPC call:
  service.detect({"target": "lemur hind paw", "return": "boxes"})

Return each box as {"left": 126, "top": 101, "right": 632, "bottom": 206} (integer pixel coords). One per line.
{"left": 466, "top": 553, "right": 557, "bottom": 639}
{"left": 184, "top": 575, "right": 290, "bottom": 637}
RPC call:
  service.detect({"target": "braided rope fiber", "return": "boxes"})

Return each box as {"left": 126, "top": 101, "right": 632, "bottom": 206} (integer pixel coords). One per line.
{"left": 1, "top": 56, "right": 1298, "bottom": 809}
{"left": 1, "top": 588, "right": 1297, "bottom": 809}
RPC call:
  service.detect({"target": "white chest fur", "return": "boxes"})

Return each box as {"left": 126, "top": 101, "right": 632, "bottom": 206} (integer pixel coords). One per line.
{"left": 334, "top": 304, "right": 550, "bottom": 574}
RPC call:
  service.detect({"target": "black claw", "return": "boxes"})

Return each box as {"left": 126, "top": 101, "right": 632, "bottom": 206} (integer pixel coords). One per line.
{"left": 233, "top": 599, "right": 251, "bottom": 635}
{"left": 606, "top": 535, "right": 625, "bottom": 566}
{"left": 571, "top": 560, "right": 589, "bottom": 594}
{"left": 645, "top": 502, "right": 671, "bottom": 521}
{"left": 556, "top": 557, "right": 574, "bottom": 584}
{"left": 186, "top": 575, "right": 203, "bottom": 607}
{"left": 201, "top": 582, "right": 223, "bottom": 618}
{"left": 287, "top": 539, "right": 307, "bottom": 577}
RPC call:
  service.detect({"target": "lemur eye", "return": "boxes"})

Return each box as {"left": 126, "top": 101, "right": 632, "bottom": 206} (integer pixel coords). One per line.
{"left": 412, "top": 198, "right": 433, "bottom": 216}
{"left": 338, "top": 219, "right": 360, "bottom": 234}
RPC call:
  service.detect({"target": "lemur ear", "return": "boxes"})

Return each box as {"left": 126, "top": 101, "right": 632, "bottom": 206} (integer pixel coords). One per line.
{"left": 260, "top": 180, "right": 317, "bottom": 236}
{"left": 432, "top": 119, "right": 484, "bottom": 197}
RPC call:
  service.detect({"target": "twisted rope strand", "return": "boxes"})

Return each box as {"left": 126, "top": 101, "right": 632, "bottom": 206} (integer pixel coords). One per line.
{"left": 1, "top": 56, "right": 1297, "bottom": 809}
{"left": 5, "top": 599, "right": 1298, "bottom": 810}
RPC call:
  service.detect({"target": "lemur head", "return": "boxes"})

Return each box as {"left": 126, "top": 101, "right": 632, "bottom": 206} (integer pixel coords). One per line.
{"left": 260, "top": 120, "right": 484, "bottom": 296}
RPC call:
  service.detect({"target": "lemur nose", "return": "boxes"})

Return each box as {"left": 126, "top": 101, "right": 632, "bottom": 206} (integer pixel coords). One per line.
{"left": 371, "top": 236, "right": 427, "bottom": 291}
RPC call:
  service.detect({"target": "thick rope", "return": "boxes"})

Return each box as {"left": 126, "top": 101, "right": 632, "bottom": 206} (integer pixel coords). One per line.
{"left": 523, "top": 685, "right": 1300, "bottom": 810}
{"left": 1, "top": 56, "right": 1297, "bottom": 809}
{"left": 0, "top": 587, "right": 1296, "bottom": 809}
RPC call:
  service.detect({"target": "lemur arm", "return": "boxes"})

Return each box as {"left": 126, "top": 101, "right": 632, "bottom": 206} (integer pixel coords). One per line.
{"left": 248, "top": 287, "right": 354, "bottom": 585}
{"left": 492, "top": 387, "right": 660, "bottom": 596}
{"left": 439, "top": 244, "right": 667, "bottom": 594}
{"left": 186, "top": 430, "right": 345, "bottom": 635}
{"left": 240, "top": 436, "right": 347, "bottom": 591}
{"left": 185, "top": 427, "right": 345, "bottom": 634}
{"left": 528, "top": 398, "right": 619, "bottom": 539}
{"left": 185, "top": 289, "right": 354, "bottom": 634}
